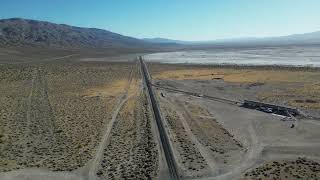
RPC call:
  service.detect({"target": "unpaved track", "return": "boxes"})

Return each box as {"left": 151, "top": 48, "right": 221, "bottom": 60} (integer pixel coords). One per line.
{"left": 192, "top": 107, "right": 263, "bottom": 180}
{"left": 1, "top": 169, "right": 85, "bottom": 180}
{"left": 1, "top": 68, "right": 73, "bottom": 179}
{"left": 88, "top": 93, "right": 130, "bottom": 179}
{"left": 23, "top": 70, "right": 36, "bottom": 160}
{"left": 162, "top": 96, "right": 217, "bottom": 173}
{"left": 88, "top": 63, "right": 136, "bottom": 179}
{"left": 41, "top": 54, "right": 79, "bottom": 62}
{"left": 157, "top": 92, "right": 263, "bottom": 180}
{"left": 175, "top": 100, "right": 218, "bottom": 173}
{"left": 209, "top": 124, "right": 262, "bottom": 180}
{"left": 0, "top": 62, "right": 137, "bottom": 180}
{"left": 22, "top": 68, "right": 59, "bottom": 166}
{"left": 262, "top": 144, "right": 320, "bottom": 159}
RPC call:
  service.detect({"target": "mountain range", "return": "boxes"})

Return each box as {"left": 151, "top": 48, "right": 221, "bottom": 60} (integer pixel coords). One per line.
{"left": 142, "top": 31, "right": 320, "bottom": 46}
{"left": 0, "top": 18, "right": 155, "bottom": 49}
{"left": 0, "top": 18, "right": 320, "bottom": 50}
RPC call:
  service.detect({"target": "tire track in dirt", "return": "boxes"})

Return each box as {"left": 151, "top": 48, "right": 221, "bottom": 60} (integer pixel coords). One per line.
{"left": 22, "top": 68, "right": 59, "bottom": 166}
{"left": 88, "top": 62, "right": 136, "bottom": 179}
{"left": 23, "top": 69, "right": 36, "bottom": 160}
{"left": 88, "top": 93, "right": 130, "bottom": 179}
{"left": 161, "top": 97, "right": 215, "bottom": 177}
{"left": 201, "top": 123, "right": 262, "bottom": 180}
{"left": 174, "top": 100, "right": 218, "bottom": 172}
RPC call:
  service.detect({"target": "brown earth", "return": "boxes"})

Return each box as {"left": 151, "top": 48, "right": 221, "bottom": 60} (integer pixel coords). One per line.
{"left": 0, "top": 61, "right": 147, "bottom": 174}
{"left": 149, "top": 63, "right": 320, "bottom": 180}
{"left": 149, "top": 63, "right": 320, "bottom": 112}
{"left": 241, "top": 157, "right": 320, "bottom": 180}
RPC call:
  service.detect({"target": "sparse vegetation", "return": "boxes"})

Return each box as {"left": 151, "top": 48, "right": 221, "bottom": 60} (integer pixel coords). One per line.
{"left": 151, "top": 64, "right": 320, "bottom": 111}
{"left": 183, "top": 102, "right": 244, "bottom": 164}
{"left": 97, "top": 92, "right": 159, "bottom": 179}
{"left": 150, "top": 62, "right": 320, "bottom": 179}
{"left": 1, "top": 45, "right": 320, "bottom": 180}
{"left": 160, "top": 104, "right": 209, "bottom": 178}
{"left": 242, "top": 158, "right": 320, "bottom": 180}
{"left": 0, "top": 61, "right": 136, "bottom": 172}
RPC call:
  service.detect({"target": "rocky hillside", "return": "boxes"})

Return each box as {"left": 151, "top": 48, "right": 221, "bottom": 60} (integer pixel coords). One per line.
{"left": 0, "top": 18, "right": 152, "bottom": 49}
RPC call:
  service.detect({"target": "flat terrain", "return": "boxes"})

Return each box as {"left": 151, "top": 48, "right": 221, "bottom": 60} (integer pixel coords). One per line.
{"left": 145, "top": 45, "right": 320, "bottom": 67}
{"left": 0, "top": 61, "right": 129, "bottom": 171}
{"left": 1, "top": 46, "right": 320, "bottom": 180}
{"left": 149, "top": 62, "right": 320, "bottom": 179}
{"left": 150, "top": 63, "right": 320, "bottom": 117}
{"left": 0, "top": 58, "right": 161, "bottom": 180}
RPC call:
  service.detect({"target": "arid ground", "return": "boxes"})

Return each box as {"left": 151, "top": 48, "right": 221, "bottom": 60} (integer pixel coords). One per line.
{"left": 149, "top": 63, "right": 320, "bottom": 180}
{"left": 0, "top": 52, "right": 164, "bottom": 180}
{"left": 1, "top": 46, "right": 320, "bottom": 180}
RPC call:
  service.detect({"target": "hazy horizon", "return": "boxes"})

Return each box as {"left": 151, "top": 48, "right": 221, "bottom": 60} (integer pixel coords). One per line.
{"left": 1, "top": 0, "right": 320, "bottom": 41}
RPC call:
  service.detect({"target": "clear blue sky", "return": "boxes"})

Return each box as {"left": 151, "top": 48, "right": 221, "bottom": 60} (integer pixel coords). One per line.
{"left": 1, "top": 0, "right": 320, "bottom": 41}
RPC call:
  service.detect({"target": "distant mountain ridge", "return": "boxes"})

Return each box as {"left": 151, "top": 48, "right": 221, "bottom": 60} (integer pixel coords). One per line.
{"left": 1, "top": 18, "right": 319, "bottom": 49}
{"left": 144, "top": 31, "right": 320, "bottom": 46}
{"left": 0, "top": 18, "right": 153, "bottom": 49}
{"left": 267, "top": 31, "right": 320, "bottom": 43}
{"left": 142, "top": 38, "right": 187, "bottom": 44}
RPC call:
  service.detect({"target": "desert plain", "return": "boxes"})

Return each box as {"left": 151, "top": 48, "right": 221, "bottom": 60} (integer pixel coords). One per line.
{"left": 0, "top": 46, "right": 320, "bottom": 180}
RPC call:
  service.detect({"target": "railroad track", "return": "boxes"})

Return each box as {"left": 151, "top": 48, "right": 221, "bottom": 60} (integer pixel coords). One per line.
{"left": 139, "top": 57, "right": 180, "bottom": 180}
{"left": 152, "top": 84, "right": 240, "bottom": 105}
{"left": 153, "top": 83, "right": 306, "bottom": 119}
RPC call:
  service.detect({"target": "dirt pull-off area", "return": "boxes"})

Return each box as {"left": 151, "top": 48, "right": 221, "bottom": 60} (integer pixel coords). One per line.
{"left": 181, "top": 101, "right": 244, "bottom": 167}
{"left": 158, "top": 91, "right": 245, "bottom": 178}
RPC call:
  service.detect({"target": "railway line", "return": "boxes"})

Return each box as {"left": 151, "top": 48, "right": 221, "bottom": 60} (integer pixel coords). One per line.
{"left": 152, "top": 83, "right": 240, "bottom": 105}
{"left": 152, "top": 84, "right": 301, "bottom": 118}
{"left": 140, "top": 57, "right": 180, "bottom": 180}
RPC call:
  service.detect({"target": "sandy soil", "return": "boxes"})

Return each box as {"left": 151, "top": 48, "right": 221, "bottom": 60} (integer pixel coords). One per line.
{"left": 1, "top": 49, "right": 320, "bottom": 180}
{"left": 241, "top": 158, "right": 320, "bottom": 180}
{"left": 149, "top": 63, "right": 320, "bottom": 118}
{"left": 96, "top": 91, "right": 159, "bottom": 179}
{"left": 0, "top": 62, "right": 134, "bottom": 172}
{"left": 149, "top": 63, "right": 320, "bottom": 180}
{"left": 159, "top": 99, "right": 210, "bottom": 178}
{"left": 0, "top": 60, "right": 161, "bottom": 180}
